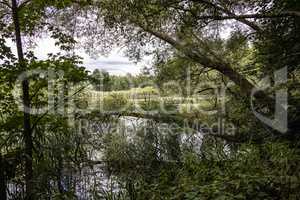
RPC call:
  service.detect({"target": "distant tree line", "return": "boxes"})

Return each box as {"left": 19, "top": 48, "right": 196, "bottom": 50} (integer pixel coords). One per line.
{"left": 89, "top": 68, "right": 153, "bottom": 91}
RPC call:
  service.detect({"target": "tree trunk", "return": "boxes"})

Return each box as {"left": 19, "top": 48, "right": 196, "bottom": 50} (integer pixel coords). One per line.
{"left": 126, "top": 179, "right": 136, "bottom": 200}
{"left": 139, "top": 23, "right": 272, "bottom": 104}
{"left": 57, "top": 153, "right": 64, "bottom": 195}
{"left": 0, "top": 153, "right": 7, "bottom": 200}
{"left": 11, "top": 0, "right": 34, "bottom": 199}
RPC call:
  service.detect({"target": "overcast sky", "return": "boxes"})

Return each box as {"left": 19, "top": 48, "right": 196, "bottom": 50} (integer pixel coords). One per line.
{"left": 7, "top": 37, "right": 149, "bottom": 75}
{"left": 5, "top": 25, "right": 233, "bottom": 76}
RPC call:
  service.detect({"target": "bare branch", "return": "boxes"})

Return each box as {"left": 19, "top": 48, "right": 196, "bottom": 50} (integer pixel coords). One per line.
{"left": 18, "top": 0, "right": 32, "bottom": 11}
{"left": 284, "top": 11, "right": 300, "bottom": 17}
{"left": 191, "top": 0, "right": 262, "bottom": 32}
{"left": 31, "top": 85, "right": 88, "bottom": 131}
{"left": 0, "top": 0, "right": 11, "bottom": 8}
{"left": 193, "top": 13, "right": 298, "bottom": 20}
{"left": 207, "top": 133, "right": 246, "bottom": 143}
{"left": 197, "top": 88, "right": 214, "bottom": 94}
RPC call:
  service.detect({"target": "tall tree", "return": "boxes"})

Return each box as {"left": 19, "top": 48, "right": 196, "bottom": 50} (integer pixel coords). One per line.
{"left": 94, "top": 0, "right": 299, "bottom": 103}
{"left": 0, "top": 0, "right": 89, "bottom": 198}
{"left": 83, "top": 0, "right": 300, "bottom": 135}
{"left": 10, "top": 0, "right": 33, "bottom": 198}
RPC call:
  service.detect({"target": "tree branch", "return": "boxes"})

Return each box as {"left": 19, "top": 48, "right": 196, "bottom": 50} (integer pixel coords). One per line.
{"left": 197, "top": 88, "right": 214, "bottom": 94}
{"left": 284, "top": 11, "right": 300, "bottom": 17}
{"left": 18, "top": 0, "right": 32, "bottom": 11}
{"left": 20, "top": 0, "right": 31, "bottom": 4}
{"left": 0, "top": 0, "right": 11, "bottom": 8}
{"left": 135, "top": 23, "right": 258, "bottom": 98}
{"left": 84, "top": 111, "right": 249, "bottom": 143}
{"left": 136, "top": 22, "right": 180, "bottom": 48}
{"left": 191, "top": 0, "right": 262, "bottom": 32}
{"left": 31, "top": 85, "right": 88, "bottom": 131}
{"left": 193, "top": 13, "right": 297, "bottom": 20}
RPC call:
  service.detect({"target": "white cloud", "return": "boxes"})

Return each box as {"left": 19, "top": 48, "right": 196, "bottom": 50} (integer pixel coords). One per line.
{"left": 6, "top": 36, "right": 148, "bottom": 75}
{"left": 78, "top": 48, "right": 143, "bottom": 75}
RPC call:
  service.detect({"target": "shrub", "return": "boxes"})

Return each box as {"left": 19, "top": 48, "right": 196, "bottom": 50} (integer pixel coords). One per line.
{"left": 102, "top": 93, "right": 129, "bottom": 112}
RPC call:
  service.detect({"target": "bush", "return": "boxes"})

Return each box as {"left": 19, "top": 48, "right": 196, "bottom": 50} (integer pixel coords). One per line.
{"left": 138, "top": 99, "right": 160, "bottom": 112}
{"left": 102, "top": 93, "right": 129, "bottom": 112}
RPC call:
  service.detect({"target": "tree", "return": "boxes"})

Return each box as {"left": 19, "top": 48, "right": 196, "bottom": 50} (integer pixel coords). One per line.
{"left": 90, "top": 69, "right": 111, "bottom": 91}
{"left": 91, "top": 0, "right": 300, "bottom": 134}
{"left": 0, "top": 0, "right": 88, "bottom": 198}
{"left": 10, "top": 1, "right": 33, "bottom": 198}
{"left": 0, "top": 0, "right": 299, "bottom": 198}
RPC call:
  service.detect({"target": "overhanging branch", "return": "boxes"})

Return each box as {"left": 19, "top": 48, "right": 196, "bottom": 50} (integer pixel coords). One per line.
{"left": 191, "top": 0, "right": 262, "bottom": 32}
{"left": 0, "top": 0, "right": 11, "bottom": 8}
{"left": 193, "top": 13, "right": 298, "bottom": 20}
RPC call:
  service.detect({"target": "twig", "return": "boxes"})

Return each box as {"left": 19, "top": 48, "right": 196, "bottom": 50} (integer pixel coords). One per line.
{"left": 31, "top": 84, "right": 88, "bottom": 131}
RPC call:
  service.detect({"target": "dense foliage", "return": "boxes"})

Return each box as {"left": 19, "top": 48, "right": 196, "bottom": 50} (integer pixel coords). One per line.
{"left": 0, "top": 0, "right": 299, "bottom": 199}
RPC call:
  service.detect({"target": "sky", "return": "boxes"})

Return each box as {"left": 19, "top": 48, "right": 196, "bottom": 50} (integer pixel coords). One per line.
{"left": 5, "top": 26, "right": 232, "bottom": 76}
{"left": 7, "top": 37, "right": 149, "bottom": 75}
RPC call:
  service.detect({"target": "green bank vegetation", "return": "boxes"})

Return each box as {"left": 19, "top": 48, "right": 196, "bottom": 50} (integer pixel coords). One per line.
{"left": 0, "top": 0, "right": 300, "bottom": 199}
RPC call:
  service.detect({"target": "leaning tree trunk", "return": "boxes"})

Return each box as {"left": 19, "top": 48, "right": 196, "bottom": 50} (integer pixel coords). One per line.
{"left": 11, "top": 0, "right": 34, "bottom": 199}
{"left": 140, "top": 24, "right": 273, "bottom": 105}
